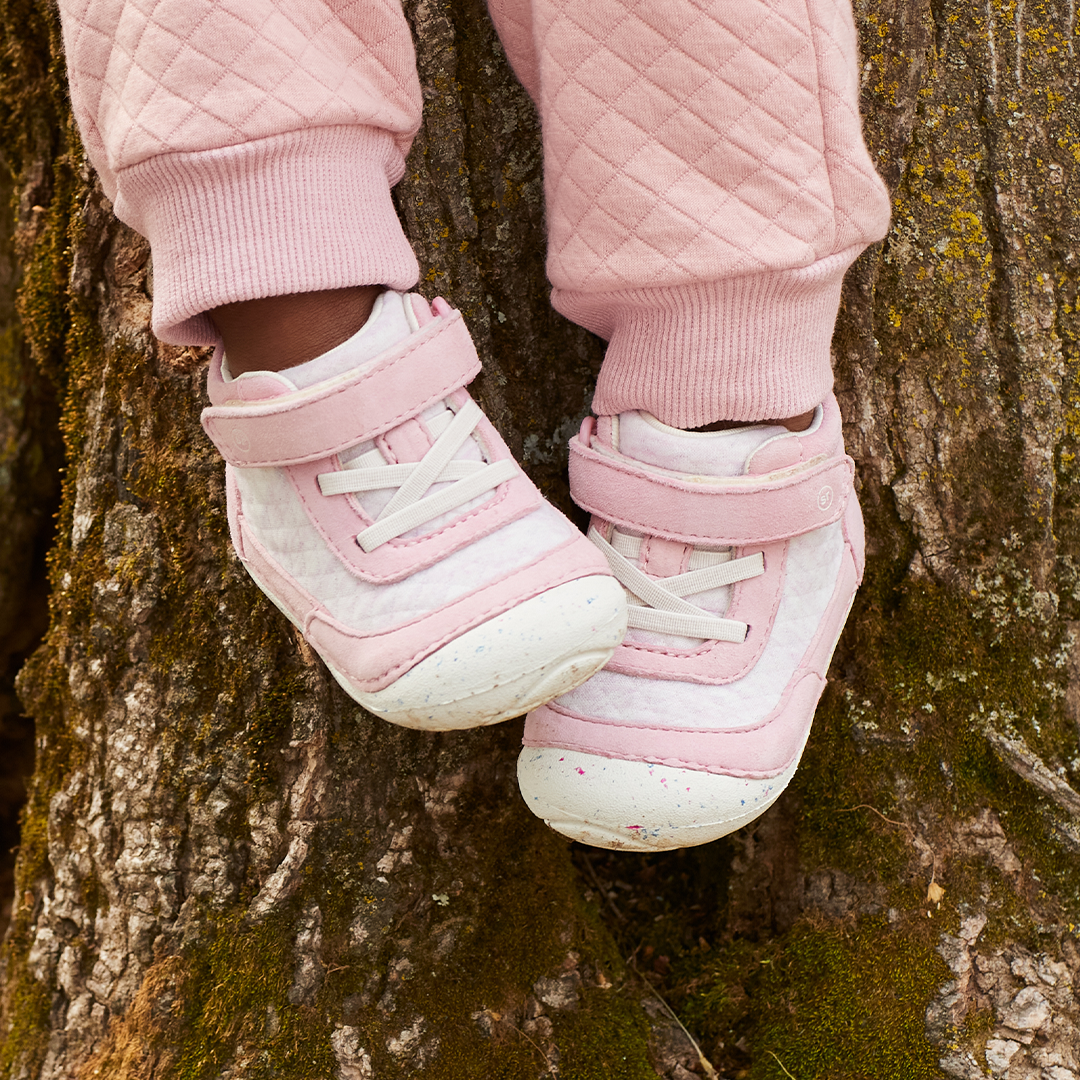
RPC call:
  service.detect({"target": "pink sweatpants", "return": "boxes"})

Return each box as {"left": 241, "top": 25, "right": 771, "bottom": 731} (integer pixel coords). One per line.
{"left": 58, "top": 0, "right": 890, "bottom": 428}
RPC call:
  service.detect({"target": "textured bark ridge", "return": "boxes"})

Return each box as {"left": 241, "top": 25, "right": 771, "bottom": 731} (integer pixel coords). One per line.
{"left": 2, "top": 0, "right": 1080, "bottom": 1078}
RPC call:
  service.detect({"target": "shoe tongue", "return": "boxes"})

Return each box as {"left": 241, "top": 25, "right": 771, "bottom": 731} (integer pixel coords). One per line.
{"left": 615, "top": 411, "right": 790, "bottom": 478}
{"left": 223, "top": 289, "right": 416, "bottom": 396}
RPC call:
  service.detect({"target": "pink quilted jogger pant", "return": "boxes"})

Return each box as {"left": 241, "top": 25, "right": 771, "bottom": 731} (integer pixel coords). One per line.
{"left": 59, "top": 0, "right": 891, "bottom": 428}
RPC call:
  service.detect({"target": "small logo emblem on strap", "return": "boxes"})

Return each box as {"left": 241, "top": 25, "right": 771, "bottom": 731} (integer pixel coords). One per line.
{"left": 817, "top": 486, "right": 833, "bottom": 511}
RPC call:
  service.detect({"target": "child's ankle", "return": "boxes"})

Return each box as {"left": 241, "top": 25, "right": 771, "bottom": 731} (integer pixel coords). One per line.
{"left": 211, "top": 284, "right": 383, "bottom": 374}
{"left": 687, "top": 408, "right": 816, "bottom": 434}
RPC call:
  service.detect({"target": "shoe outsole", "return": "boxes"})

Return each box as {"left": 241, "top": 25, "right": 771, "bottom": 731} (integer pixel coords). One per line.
{"left": 517, "top": 746, "right": 804, "bottom": 851}
{"left": 347, "top": 649, "right": 617, "bottom": 731}
{"left": 350, "top": 575, "right": 628, "bottom": 729}
{"left": 246, "top": 563, "right": 628, "bottom": 731}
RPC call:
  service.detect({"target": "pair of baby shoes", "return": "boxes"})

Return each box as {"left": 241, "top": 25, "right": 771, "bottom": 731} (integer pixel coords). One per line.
{"left": 201, "top": 292, "right": 863, "bottom": 851}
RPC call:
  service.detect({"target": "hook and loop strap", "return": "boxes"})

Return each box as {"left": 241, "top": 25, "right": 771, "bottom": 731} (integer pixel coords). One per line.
{"left": 569, "top": 436, "right": 853, "bottom": 547}
{"left": 202, "top": 310, "right": 481, "bottom": 468}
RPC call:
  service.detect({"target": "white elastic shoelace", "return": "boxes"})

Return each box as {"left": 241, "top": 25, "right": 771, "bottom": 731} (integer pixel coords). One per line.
{"left": 317, "top": 398, "right": 516, "bottom": 552}
{"left": 589, "top": 526, "right": 764, "bottom": 642}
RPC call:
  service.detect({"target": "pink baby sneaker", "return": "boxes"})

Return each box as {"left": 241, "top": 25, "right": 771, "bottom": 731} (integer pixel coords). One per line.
{"left": 517, "top": 397, "right": 862, "bottom": 849}
{"left": 201, "top": 291, "right": 627, "bottom": 730}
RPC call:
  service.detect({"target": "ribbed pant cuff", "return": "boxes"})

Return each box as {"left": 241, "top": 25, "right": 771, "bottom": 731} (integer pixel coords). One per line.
{"left": 554, "top": 250, "right": 861, "bottom": 429}
{"left": 116, "top": 125, "right": 420, "bottom": 346}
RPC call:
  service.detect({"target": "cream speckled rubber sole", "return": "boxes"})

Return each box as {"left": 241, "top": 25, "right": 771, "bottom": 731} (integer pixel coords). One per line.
{"left": 517, "top": 743, "right": 804, "bottom": 851}
{"left": 343, "top": 575, "right": 628, "bottom": 730}
{"left": 248, "top": 559, "right": 628, "bottom": 730}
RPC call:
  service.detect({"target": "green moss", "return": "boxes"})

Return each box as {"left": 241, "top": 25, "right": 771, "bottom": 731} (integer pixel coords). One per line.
{"left": 80, "top": 912, "right": 337, "bottom": 1080}
{"left": 658, "top": 541, "right": 1080, "bottom": 1078}
{"left": 958, "top": 1004, "right": 996, "bottom": 1066}
{"left": 170, "top": 911, "right": 337, "bottom": 1080}
{"left": 106, "top": 787, "right": 659, "bottom": 1080}
{"left": 684, "top": 918, "right": 947, "bottom": 1080}
{"left": 553, "top": 999, "right": 655, "bottom": 1080}
{"left": 0, "top": 960, "right": 52, "bottom": 1077}
{"left": 243, "top": 673, "right": 308, "bottom": 791}
{"left": 349, "top": 812, "right": 592, "bottom": 1075}
{"left": 790, "top": 561, "right": 1080, "bottom": 916}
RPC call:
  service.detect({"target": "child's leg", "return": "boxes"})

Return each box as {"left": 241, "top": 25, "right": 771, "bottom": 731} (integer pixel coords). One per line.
{"left": 59, "top": 0, "right": 423, "bottom": 347}
{"left": 489, "top": 0, "right": 891, "bottom": 426}
{"left": 57, "top": 0, "right": 628, "bottom": 729}
{"left": 488, "top": 0, "right": 892, "bottom": 848}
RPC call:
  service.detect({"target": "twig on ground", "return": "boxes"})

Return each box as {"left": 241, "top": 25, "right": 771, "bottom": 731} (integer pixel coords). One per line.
{"left": 767, "top": 1049, "right": 798, "bottom": 1080}
{"left": 510, "top": 1021, "right": 557, "bottom": 1073}
{"left": 837, "top": 803, "right": 915, "bottom": 838}
{"left": 628, "top": 956, "right": 719, "bottom": 1080}
{"left": 838, "top": 804, "right": 944, "bottom": 903}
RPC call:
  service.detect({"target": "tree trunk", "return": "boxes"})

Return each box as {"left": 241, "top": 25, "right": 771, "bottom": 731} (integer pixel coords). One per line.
{"left": 3, "top": 0, "right": 1080, "bottom": 1078}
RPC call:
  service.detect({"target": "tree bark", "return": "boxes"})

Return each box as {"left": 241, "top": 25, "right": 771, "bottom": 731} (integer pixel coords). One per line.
{"left": 3, "top": 0, "right": 1080, "bottom": 1078}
